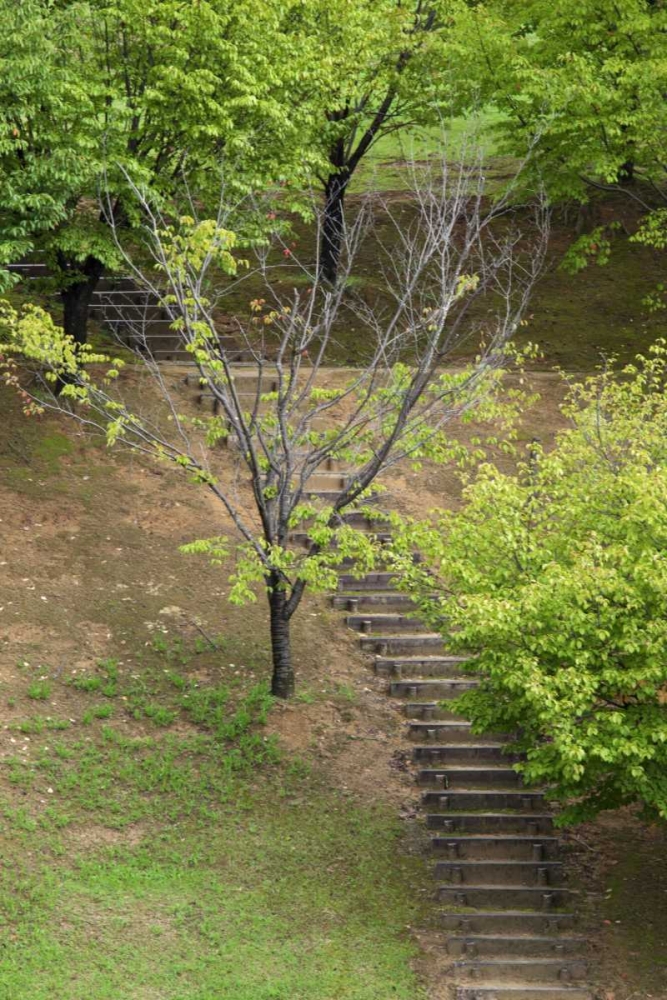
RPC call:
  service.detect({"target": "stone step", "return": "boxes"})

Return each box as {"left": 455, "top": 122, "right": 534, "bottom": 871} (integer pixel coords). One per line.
{"left": 453, "top": 957, "right": 588, "bottom": 983}
{"left": 423, "top": 789, "right": 546, "bottom": 811}
{"left": 347, "top": 613, "right": 426, "bottom": 633}
{"left": 185, "top": 373, "right": 280, "bottom": 392}
{"left": 405, "top": 701, "right": 479, "bottom": 721}
{"left": 408, "top": 720, "right": 506, "bottom": 743}
{"left": 413, "top": 744, "right": 512, "bottom": 764}
{"left": 338, "top": 571, "right": 398, "bottom": 590}
{"left": 307, "top": 473, "right": 350, "bottom": 491}
{"left": 391, "top": 678, "right": 478, "bottom": 698}
{"left": 375, "top": 654, "right": 472, "bottom": 677}
{"left": 333, "top": 592, "right": 415, "bottom": 611}
{"left": 427, "top": 813, "right": 555, "bottom": 835}
{"left": 446, "top": 934, "right": 587, "bottom": 958}
{"left": 360, "top": 634, "right": 444, "bottom": 654}
{"left": 437, "top": 885, "right": 574, "bottom": 910}
{"left": 418, "top": 765, "right": 522, "bottom": 788}
{"left": 338, "top": 511, "right": 392, "bottom": 529}
{"left": 441, "top": 912, "right": 576, "bottom": 936}
{"left": 454, "top": 988, "right": 591, "bottom": 1000}
{"left": 436, "top": 860, "right": 563, "bottom": 887}
{"left": 432, "top": 835, "right": 560, "bottom": 861}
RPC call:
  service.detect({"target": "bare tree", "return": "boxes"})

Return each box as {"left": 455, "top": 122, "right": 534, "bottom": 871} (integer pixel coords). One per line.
{"left": 2, "top": 152, "right": 548, "bottom": 698}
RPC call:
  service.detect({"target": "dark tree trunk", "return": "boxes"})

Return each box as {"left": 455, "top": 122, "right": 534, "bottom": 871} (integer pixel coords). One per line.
{"left": 58, "top": 253, "right": 105, "bottom": 346}
{"left": 268, "top": 574, "right": 294, "bottom": 699}
{"left": 618, "top": 160, "right": 635, "bottom": 185}
{"left": 319, "top": 167, "right": 350, "bottom": 285}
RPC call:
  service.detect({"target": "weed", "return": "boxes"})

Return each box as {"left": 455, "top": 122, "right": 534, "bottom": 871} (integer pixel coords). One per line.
{"left": 143, "top": 704, "right": 177, "bottom": 728}
{"left": 81, "top": 705, "right": 113, "bottom": 725}
{"left": 71, "top": 676, "right": 102, "bottom": 693}
{"left": 14, "top": 717, "right": 70, "bottom": 734}
{"left": 334, "top": 683, "right": 357, "bottom": 703}
{"left": 294, "top": 688, "right": 317, "bottom": 705}
{"left": 27, "top": 680, "right": 51, "bottom": 701}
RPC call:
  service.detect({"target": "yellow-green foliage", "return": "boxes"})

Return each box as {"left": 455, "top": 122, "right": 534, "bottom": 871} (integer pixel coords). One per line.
{"left": 393, "top": 342, "right": 667, "bottom": 823}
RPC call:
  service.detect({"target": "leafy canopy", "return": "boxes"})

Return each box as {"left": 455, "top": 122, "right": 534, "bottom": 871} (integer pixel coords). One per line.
{"left": 472, "top": 0, "right": 667, "bottom": 284}
{"left": 0, "top": 0, "right": 316, "bottom": 286}
{"left": 393, "top": 344, "right": 667, "bottom": 823}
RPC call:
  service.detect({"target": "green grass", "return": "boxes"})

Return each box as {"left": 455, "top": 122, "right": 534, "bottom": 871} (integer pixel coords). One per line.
{"left": 0, "top": 632, "right": 426, "bottom": 999}
{"left": 0, "top": 788, "right": 423, "bottom": 1000}
{"left": 26, "top": 679, "right": 52, "bottom": 701}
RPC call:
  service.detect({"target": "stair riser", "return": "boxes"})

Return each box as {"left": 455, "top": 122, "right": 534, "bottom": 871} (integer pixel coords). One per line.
{"left": 348, "top": 617, "right": 427, "bottom": 633}
{"left": 376, "top": 656, "right": 472, "bottom": 677}
{"left": 414, "top": 746, "right": 513, "bottom": 764}
{"left": 427, "top": 814, "right": 554, "bottom": 835}
{"left": 408, "top": 724, "right": 504, "bottom": 743}
{"left": 392, "top": 681, "right": 476, "bottom": 697}
{"left": 418, "top": 768, "right": 521, "bottom": 788}
{"left": 438, "top": 886, "right": 572, "bottom": 910}
{"left": 454, "top": 990, "right": 590, "bottom": 1000}
{"left": 406, "top": 704, "right": 485, "bottom": 721}
{"left": 446, "top": 936, "right": 587, "bottom": 958}
{"left": 432, "top": 838, "right": 560, "bottom": 861}
{"left": 454, "top": 959, "right": 588, "bottom": 983}
{"left": 441, "top": 913, "right": 576, "bottom": 935}
{"left": 339, "top": 573, "right": 397, "bottom": 590}
{"left": 436, "top": 861, "right": 562, "bottom": 887}
{"left": 333, "top": 594, "right": 414, "bottom": 610}
{"left": 361, "top": 635, "right": 444, "bottom": 653}
{"left": 423, "top": 791, "right": 546, "bottom": 810}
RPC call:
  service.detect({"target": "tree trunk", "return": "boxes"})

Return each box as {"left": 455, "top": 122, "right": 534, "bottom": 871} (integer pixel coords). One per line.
{"left": 319, "top": 168, "right": 350, "bottom": 285}
{"left": 268, "top": 574, "right": 294, "bottom": 699}
{"left": 58, "top": 253, "right": 105, "bottom": 346}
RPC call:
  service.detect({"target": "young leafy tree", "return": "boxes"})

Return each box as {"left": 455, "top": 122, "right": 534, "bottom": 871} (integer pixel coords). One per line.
{"left": 391, "top": 345, "right": 667, "bottom": 822}
{"left": 0, "top": 0, "right": 314, "bottom": 344}
{"left": 0, "top": 156, "right": 546, "bottom": 697}
{"left": 473, "top": 0, "right": 667, "bottom": 289}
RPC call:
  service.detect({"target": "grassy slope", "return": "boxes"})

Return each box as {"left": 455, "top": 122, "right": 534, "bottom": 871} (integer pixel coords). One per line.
{"left": 201, "top": 119, "right": 665, "bottom": 372}
{"left": 0, "top": 388, "right": 427, "bottom": 1000}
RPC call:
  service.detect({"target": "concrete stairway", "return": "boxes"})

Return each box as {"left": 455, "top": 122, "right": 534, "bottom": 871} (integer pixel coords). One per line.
{"left": 333, "top": 564, "right": 593, "bottom": 999}
{"left": 8, "top": 263, "right": 250, "bottom": 361}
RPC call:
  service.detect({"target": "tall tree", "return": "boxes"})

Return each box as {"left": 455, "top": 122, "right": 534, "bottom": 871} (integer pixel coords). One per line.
{"left": 285, "top": 0, "right": 469, "bottom": 282}
{"left": 0, "top": 0, "right": 313, "bottom": 344}
{"left": 473, "top": 0, "right": 667, "bottom": 288}
{"left": 0, "top": 157, "right": 546, "bottom": 697}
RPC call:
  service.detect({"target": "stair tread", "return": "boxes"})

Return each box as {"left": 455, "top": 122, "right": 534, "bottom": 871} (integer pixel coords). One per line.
{"left": 440, "top": 860, "right": 562, "bottom": 867}
{"left": 415, "top": 743, "right": 507, "bottom": 749}
{"left": 435, "top": 835, "right": 559, "bottom": 842}
{"left": 448, "top": 934, "right": 585, "bottom": 942}
{"left": 428, "top": 813, "right": 554, "bottom": 819}
{"left": 441, "top": 910, "right": 575, "bottom": 917}
{"left": 455, "top": 990, "right": 591, "bottom": 997}
{"left": 439, "top": 882, "right": 576, "bottom": 896}
{"left": 423, "top": 764, "right": 517, "bottom": 770}
{"left": 396, "top": 677, "right": 477, "bottom": 684}
{"left": 457, "top": 959, "right": 586, "bottom": 967}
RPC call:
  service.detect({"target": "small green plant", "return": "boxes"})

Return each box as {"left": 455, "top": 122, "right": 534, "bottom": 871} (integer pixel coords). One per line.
{"left": 72, "top": 676, "right": 102, "bottom": 693}
{"left": 294, "top": 688, "right": 317, "bottom": 705}
{"left": 81, "top": 705, "right": 113, "bottom": 725}
{"left": 14, "top": 717, "right": 71, "bottom": 734}
{"left": 334, "top": 683, "right": 357, "bottom": 703}
{"left": 143, "top": 704, "right": 177, "bottom": 727}
{"left": 167, "top": 672, "right": 187, "bottom": 690}
{"left": 150, "top": 634, "right": 169, "bottom": 654}
{"left": 27, "top": 679, "right": 51, "bottom": 701}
